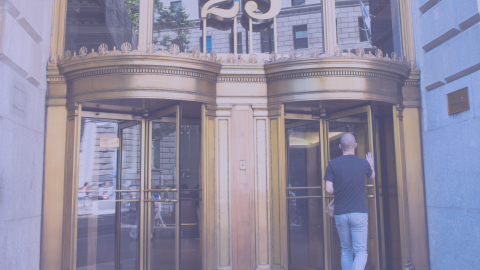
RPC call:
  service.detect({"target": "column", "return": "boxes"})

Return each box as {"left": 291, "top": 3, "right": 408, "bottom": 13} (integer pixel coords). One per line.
{"left": 252, "top": 106, "right": 271, "bottom": 270}
{"left": 42, "top": 66, "right": 67, "bottom": 270}
{"left": 201, "top": 104, "right": 234, "bottom": 270}
{"left": 401, "top": 71, "right": 430, "bottom": 270}
{"left": 267, "top": 105, "right": 287, "bottom": 269}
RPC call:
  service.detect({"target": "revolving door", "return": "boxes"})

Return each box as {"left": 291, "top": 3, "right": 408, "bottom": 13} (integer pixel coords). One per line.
{"left": 75, "top": 104, "right": 201, "bottom": 270}
{"left": 285, "top": 104, "right": 402, "bottom": 270}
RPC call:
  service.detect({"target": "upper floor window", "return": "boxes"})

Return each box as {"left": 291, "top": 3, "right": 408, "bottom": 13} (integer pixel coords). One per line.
{"left": 171, "top": 1, "right": 182, "bottom": 10}
{"left": 261, "top": 27, "right": 274, "bottom": 53}
{"left": 230, "top": 32, "right": 243, "bottom": 54}
{"left": 293, "top": 25, "right": 308, "bottom": 49}
{"left": 292, "top": 0, "right": 306, "bottom": 6}
{"left": 200, "top": 36, "right": 213, "bottom": 53}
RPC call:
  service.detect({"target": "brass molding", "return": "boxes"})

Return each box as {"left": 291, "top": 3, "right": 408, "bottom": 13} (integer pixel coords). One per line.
{"left": 265, "top": 54, "right": 412, "bottom": 105}
{"left": 69, "top": 68, "right": 217, "bottom": 82}
{"left": 266, "top": 70, "right": 401, "bottom": 83}
{"left": 218, "top": 76, "right": 267, "bottom": 83}
{"left": 47, "top": 76, "right": 66, "bottom": 83}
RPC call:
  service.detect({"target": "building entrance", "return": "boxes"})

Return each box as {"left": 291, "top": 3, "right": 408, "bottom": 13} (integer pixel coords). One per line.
{"left": 76, "top": 103, "right": 201, "bottom": 270}
{"left": 285, "top": 103, "right": 402, "bottom": 270}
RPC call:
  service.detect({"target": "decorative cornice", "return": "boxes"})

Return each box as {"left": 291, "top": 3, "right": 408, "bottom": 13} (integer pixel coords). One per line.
{"left": 267, "top": 70, "right": 401, "bottom": 83}
{"left": 268, "top": 105, "right": 282, "bottom": 111}
{"left": 68, "top": 68, "right": 217, "bottom": 82}
{"left": 51, "top": 42, "right": 419, "bottom": 73}
{"left": 268, "top": 89, "right": 402, "bottom": 100}
{"left": 205, "top": 105, "right": 233, "bottom": 111}
{"left": 47, "top": 76, "right": 66, "bottom": 83}
{"left": 403, "top": 80, "right": 420, "bottom": 86}
{"left": 217, "top": 76, "right": 267, "bottom": 82}
{"left": 265, "top": 46, "right": 419, "bottom": 71}
{"left": 54, "top": 43, "right": 221, "bottom": 65}
{"left": 66, "top": 88, "right": 216, "bottom": 99}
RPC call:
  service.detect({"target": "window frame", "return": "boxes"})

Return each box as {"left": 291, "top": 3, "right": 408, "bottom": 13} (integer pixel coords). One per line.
{"left": 293, "top": 24, "right": 309, "bottom": 50}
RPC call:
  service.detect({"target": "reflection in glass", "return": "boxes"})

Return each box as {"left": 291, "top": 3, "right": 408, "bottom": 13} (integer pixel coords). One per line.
{"left": 153, "top": 0, "right": 196, "bottom": 52}
{"left": 77, "top": 118, "right": 141, "bottom": 270}
{"left": 151, "top": 121, "right": 177, "bottom": 192}
{"left": 286, "top": 122, "right": 324, "bottom": 269}
{"left": 65, "top": 0, "right": 139, "bottom": 53}
{"left": 180, "top": 124, "right": 201, "bottom": 270}
{"left": 148, "top": 115, "right": 178, "bottom": 269}
{"left": 148, "top": 201, "right": 177, "bottom": 269}
{"left": 335, "top": 0, "right": 402, "bottom": 57}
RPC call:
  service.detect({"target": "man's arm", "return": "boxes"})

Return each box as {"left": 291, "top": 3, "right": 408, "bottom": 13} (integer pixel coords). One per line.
{"left": 325, "top": 181, "right": 334, "bottom": 194}
{"left": 366, "top": 152, "right": 375, "bottom": 180}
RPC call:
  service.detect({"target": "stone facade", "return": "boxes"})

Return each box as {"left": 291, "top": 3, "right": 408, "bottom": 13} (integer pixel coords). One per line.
{"left": 412, "top": 0, "right": 480, "bottom": 269}
{"left": 0, "top": 0, "right": 54, "bottom": 269}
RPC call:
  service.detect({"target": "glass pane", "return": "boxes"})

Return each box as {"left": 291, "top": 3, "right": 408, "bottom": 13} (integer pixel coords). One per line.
{"left": 269, "top": 0, "right": 324, "bottom": 55}
{"left": 77, "top": 118, "right": 141, "bottom": 270}
{"left": 286, "top": 122, "right": 324, "bottom": 268}
{"left": 286, "top": 122, "right": 322, "bottom": 189}
{"left": 327, "top": 113, "right": 379, "bottom": 270}
{"left": 180, "top": 124, "right": 201, "bottom": 270}
{"left": 148, "top": 201, "right": 177, "bottom": 269}
{"left": 150, "top": 115, "right": 177, "bottom": 192}
{"left": 335, "top": 0, "right": 402, "bottom": 57}
{"left": 152, "top": 0, "right": 199, "bottom": 52}
{"left": 121, "top": 123, "right": 142, "bottom": 193}
{"left": 65, "top": 0, "right": 138, "bottom": 53}
{"left": 288, "top": 198, "right": 325, "bottom": 269}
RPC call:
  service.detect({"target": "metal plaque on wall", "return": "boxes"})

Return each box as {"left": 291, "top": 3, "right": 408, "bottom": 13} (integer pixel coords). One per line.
{"left": 447, "top": 87, "right": 470, "bottom": 115}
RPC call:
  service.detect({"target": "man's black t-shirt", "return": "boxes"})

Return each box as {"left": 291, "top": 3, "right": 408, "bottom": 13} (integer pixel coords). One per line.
{"left": 323, "top": 155, "right": 373, "bottom": 215}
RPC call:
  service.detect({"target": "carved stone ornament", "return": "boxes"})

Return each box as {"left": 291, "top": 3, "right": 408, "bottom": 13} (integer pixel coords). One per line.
{"left": 334, "top": 46, "right": 343, "bottom": 57}
{"left": 248, "top": 53, "right": 259, "bottom": 64}
{"left": 49, "top": 54, "right": 60, "bottom": 65}
{"left": 99, "top": 44, "right": 108, "bottom": 55}
{"left": 87, "top": 48, "right": 99, "bottom": 57}
{"left": 210, "top": 51, "right": 217, "bottom": 62}
{"left": 64, "top": 50, "right": 71, "bottom": 60}
{"left": 310, "top": 47, "right": 321, "bottom": 58}
{"left": 269, "top": 52, "right": 277, "bottom": 62}
{"left": 79, "top": 46, "right": 87, "bottom": 57}
{"left": 146, "top": 43, "right": 156, "bottom": 54}
{"left": 192, "top": 47, "right": 201, "bottom": 58}
{"left": 58, "top": 41, "right": 418, "bottom": 71}
{"left": 289, "top": 49, "right": 297, "bottom": 59}
{"left": 170, "top": 44, "right": 180, "bottom": 56}
{"left": 121, "top": 42, "right": 132, "bottom": 53}
{"left": 227, "top": 53, "right": 236, "bottom": 64}
{"left": 355, "top": 47, "right": 365, "bottom": 57}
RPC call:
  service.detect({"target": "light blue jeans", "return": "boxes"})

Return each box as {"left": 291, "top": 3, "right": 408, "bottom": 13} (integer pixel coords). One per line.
{"left": 334, "top": 213, "right": 369, "bottom": 270}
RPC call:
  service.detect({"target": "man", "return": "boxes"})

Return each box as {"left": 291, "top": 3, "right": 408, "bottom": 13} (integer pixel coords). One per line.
{"left": 324, "top": 133, "right": 375, "bottom": 270}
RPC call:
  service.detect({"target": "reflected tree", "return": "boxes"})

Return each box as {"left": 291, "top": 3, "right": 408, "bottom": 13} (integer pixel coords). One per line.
{"left": 153, "top": 0, "right": 196, "bottom": 52}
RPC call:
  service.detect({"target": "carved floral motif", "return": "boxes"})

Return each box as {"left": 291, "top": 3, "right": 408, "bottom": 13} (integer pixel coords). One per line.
{"left": 56, "top": 42, "right": 417, "bottom": 70}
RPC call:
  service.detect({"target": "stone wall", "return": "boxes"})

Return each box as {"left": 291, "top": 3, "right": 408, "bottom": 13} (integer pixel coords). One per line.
{"left": 412, "top": 0, "right": 480, "bottom": 269}
{"left": 0, "top": 0, "right": 53, "bottom": 269}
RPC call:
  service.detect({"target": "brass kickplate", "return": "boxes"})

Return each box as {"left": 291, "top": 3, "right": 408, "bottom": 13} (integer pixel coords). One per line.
{"left": 447, "top": 87, "right": 469, "bottom": 115}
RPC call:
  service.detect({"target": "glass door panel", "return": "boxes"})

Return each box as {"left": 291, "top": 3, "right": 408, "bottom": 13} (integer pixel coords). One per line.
{"left": 179, "top": 122, "right": 202, "bottom": 270}
{"left": 325, "top": 106, "right": 381, "bottom": 270}
{"left": 77, "top": 117, "right": 142, "bottom": 270}
{"left": 146, "top": 105, "right": 181, "bottom": 270}
{"left": 286, "top": 121, "right": 325, "bottom": 270}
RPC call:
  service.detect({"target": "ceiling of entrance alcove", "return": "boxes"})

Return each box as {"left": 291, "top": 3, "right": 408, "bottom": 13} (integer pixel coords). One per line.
{"left": 284, "top": 100, "right": 395, "bottom": 117}
{"left": 81, "top": 98, "right": 203, "bottom": 119}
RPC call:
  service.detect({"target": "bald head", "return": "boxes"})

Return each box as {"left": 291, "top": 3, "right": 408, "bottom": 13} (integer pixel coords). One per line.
{"left": 340, "top": 133, "right": 357, "bottom": 152}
